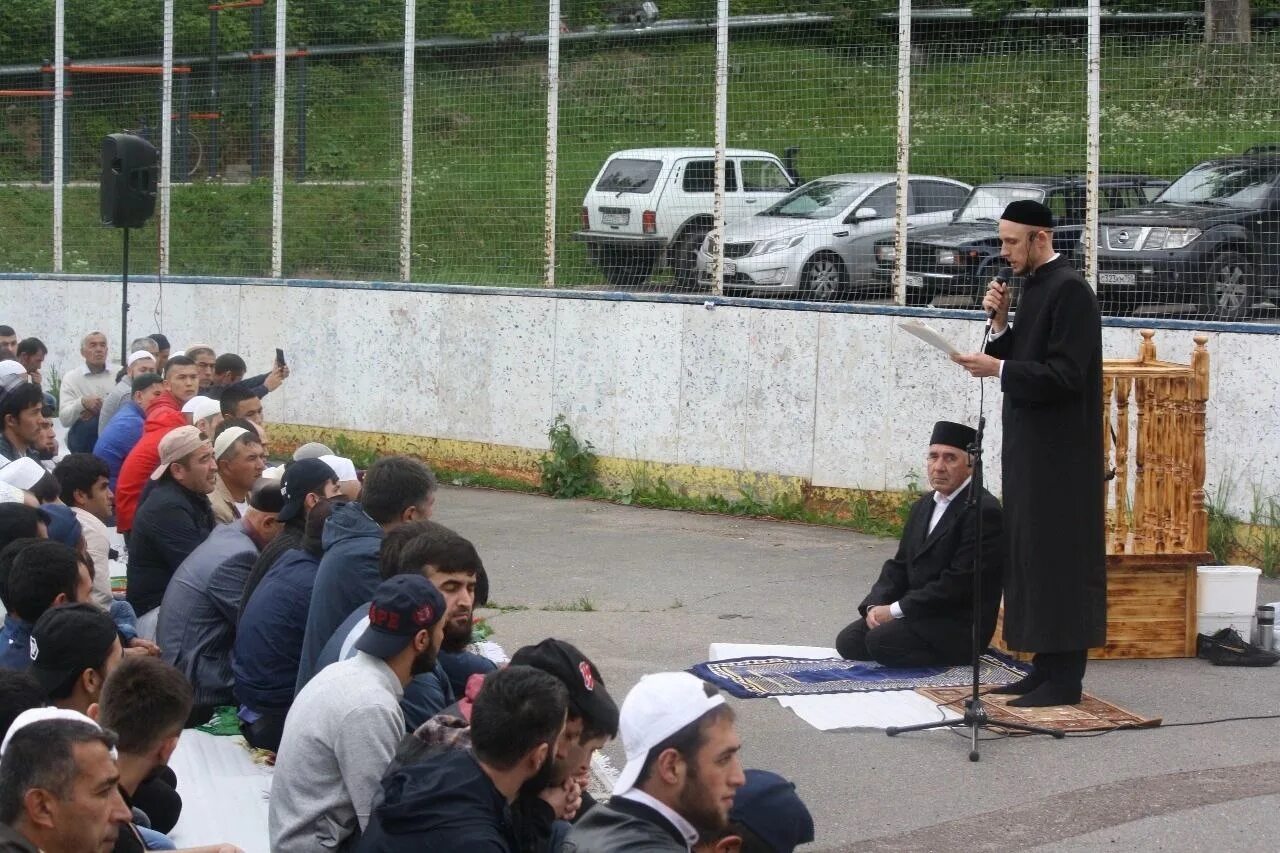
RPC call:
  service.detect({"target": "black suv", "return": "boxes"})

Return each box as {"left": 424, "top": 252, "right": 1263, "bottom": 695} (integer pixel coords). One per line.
{"left": 1097, "top": 147, "right": 1280, "bottom": 320}
{"left": 873, "top": 176, "right": 1164, "bottom": 306}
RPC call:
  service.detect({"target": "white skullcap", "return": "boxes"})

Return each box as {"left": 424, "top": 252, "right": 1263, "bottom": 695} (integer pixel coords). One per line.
{"left": 262, "top": 464, "right": 286, "bottom": 481}
{"left": 293, "top": 442, "right": 334, "bottom": 461}
{"left": 0, "top": 360, "right": 27, "bottom": 380}
{"left": 0, "top": 457, "right": 47, "bottom": 491}
{"left": 0, "top": 707, "right": 112, "bottom": 759}
{"left": 0, "top": 481, "right": 27, "bottom": 504}
{"left": 318, "top": 454, "right": 358, "bottom": 483}
{"left": 182, "top": 395, "right": 222, "bottom": 423}
{"left": 213, "top": 426, "right": 252, "bottom": 461}
{"left": 127, "top": 350, "right": 156, "bottom": 367}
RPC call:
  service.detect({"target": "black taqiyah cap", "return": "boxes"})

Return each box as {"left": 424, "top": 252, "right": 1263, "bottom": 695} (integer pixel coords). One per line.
{"left": 1001, "top": 199, "right": 1054, "bottom": 228}
{"left": 930, "top": 420, "right": 976, "bottom": 452}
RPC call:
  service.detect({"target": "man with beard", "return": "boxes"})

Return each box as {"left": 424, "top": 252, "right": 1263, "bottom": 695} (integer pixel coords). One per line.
{"left": 388, "top": 638, "right": 619, "bottom": 853}
{"left": 357, "top": 665, "right": 568, "bottom": 852}
{"left": 952, "top": 199, "right": 1106, "bottom": 707}
{"left": 307, "top": 520, "right": 488, "bottom": 729}
{"left": 566, "top": 672, "right": 746, "bottom": 853}
{"left": 269, "top": 575, "right": 447, "bottom": 853}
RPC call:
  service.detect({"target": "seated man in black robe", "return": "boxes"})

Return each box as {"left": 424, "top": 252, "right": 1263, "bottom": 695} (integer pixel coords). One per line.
{"left": 835, "top": 421, "right": 1005, "bottom": 667}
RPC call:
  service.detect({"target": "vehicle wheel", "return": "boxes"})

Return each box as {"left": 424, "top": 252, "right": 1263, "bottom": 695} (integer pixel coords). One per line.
{"left": 599, "top": 248, "right": 657, "bottom": 289}
{"left": 801, "top": 252, "right": 848, "bottom": 301}
{"left": 671, "top": 224, "right": 711, "bottom": 290}
{"left": 1208, "top": 250, "right": 1255, "bottom": 321}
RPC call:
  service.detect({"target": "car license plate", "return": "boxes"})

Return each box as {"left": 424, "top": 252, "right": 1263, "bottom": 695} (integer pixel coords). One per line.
{"left": 601, "top": 211, "right": 628, "bottom": 226}
{"left": 1099, "top": 272, "right": 1136, "bottom": 286}
{"left": 723, "top": 260, "right": 737, "bottom": 276}
{"left": 905, "top": 273, "right": 924, "bottom": 289}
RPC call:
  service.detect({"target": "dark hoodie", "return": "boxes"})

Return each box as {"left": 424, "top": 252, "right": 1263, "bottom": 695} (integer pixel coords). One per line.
{"left": 294, "top": 501, "right": 384, "bottom": 694}
{"left": 357, "top": 748, "right": 518, "bottom": 853}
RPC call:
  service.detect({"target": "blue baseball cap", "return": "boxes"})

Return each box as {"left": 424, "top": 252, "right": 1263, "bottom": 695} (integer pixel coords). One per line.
{"left": 731, "top": 769, "right": 814, "bottom": 853}
{"left": 353, "top": 575, "right": 446, "bottom": 659}
{"left": 41, "top": 503, "right": 82, "bottom": 548}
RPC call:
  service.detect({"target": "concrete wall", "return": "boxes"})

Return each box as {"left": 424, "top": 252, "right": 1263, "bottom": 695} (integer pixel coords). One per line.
{"left": 3, "top": 274, "right": 1277, "bottom": 516}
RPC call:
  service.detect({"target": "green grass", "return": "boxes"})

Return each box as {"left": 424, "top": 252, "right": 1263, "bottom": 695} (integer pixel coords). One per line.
{"left": 6, "top": 34, "right": 1280, "bottom": 281}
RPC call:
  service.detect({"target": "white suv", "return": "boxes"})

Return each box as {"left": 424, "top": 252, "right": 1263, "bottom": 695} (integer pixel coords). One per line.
{"left": 574, "top": 147, "right": 798, "bottom": 288}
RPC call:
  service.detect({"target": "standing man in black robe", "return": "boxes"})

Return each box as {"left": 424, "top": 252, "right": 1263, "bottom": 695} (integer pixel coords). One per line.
{"left": 951, "top": 199, "right": 1106, "bottom": 707}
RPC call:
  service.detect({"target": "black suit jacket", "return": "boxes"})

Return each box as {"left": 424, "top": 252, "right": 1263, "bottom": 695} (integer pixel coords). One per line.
{"left": 859, "top": 482, "right": 1005, "bottom": 649}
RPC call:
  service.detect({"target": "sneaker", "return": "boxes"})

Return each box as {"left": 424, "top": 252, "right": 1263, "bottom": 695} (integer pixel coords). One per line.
{"left": 1197, "top": 628, "right": 1280, "bottom": 667}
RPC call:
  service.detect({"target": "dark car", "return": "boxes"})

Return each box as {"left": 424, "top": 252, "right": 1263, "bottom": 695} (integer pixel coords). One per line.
{"left": 873, "top": 176, "right": 1164, "bottom": 306}
{"left": 1096, "top": 146, "right": 1280, "bottom": 321}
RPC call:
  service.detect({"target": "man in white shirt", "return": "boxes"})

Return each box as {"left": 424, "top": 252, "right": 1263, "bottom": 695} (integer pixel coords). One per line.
{"left": 835, "top": 420, "right": 1006, "bottom": 668}
{"left": 59, "top": 332, "right": 116, "bottom": 454}
{"left": 51, "top": 453, "right": 117, "bottom": 611}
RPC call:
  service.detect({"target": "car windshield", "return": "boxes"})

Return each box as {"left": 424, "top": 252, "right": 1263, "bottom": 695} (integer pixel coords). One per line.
{"left": 955, "top": 186, "right": 1046, "bottom": 223}
{"left": 595, "top": 159, "right": 663, "bottom": 193}
{"left": 761, "top": 180, "right": 871, "bottom": 219}
{"left": 1155, "top": 162, "right": 1278, "bottom": 209}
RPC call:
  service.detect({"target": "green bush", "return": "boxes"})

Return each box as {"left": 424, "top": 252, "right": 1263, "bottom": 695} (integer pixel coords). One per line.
{"left": 539, "top": 415, "right": 598, "bottom": 498}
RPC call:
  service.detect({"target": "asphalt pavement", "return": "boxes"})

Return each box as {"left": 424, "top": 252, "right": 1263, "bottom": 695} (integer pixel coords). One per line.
{"left": 432, "top": 485, "right": 1280, "bottom": 853}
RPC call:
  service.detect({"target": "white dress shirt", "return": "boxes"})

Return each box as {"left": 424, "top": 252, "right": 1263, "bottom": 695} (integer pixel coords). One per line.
{"left": 615, "top": 788, "right": 700, "bottom": 850}
{"left": 889, "top": 476, "right": 973, "bottom": 619}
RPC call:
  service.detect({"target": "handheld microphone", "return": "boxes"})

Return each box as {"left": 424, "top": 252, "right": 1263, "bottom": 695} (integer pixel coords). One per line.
{"left": 989, "top": 266, "right": 1012, "bottom": 320}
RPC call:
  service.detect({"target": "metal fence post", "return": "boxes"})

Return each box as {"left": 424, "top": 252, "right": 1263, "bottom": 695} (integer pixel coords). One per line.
{"left": 543, "top": 0, "right": 560, "bottom": 289}
{"left": 295, "top": 48, "right": 307, "bottom": 183}
{"left": 892, "top": 0, "right": 911, "bottom": 307}
{"left": 270, "top": 0, "right": 286, "bottom": 278}
{"left": 399, "top": 0, "right": 416, "bottom": 282}
{"left": 52, "top": 1, "right": 64, "bottom": 273}
{"left": 711, "top": 0, "right": 728, "bottom": 297}
{"left": 209, "top": 6, "right": 219, "bottom": 178}
{"left": 1084, "top": 0, "right": 1101, "bottom": 290}
{"left": 160, "top": 0, "right": 174, "bottom": 277}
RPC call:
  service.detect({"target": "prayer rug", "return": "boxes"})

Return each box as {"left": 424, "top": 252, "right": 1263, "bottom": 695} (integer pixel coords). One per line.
{"left": 690, "top": 651, "right": 1028, "bottom": 699}
{"left": 917, "top": 686, "right": 1162, "bottom": 733}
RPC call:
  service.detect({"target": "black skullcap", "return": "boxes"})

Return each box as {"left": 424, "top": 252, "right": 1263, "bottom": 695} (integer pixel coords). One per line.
{"left": 1001, "top": 199, "right": 1054, "bottom": 228}
{"left": 247, "top": 478, "right": 285, "bottom": 514}
{"left": 930, "top": 421, "right": 976, "bottom": 452}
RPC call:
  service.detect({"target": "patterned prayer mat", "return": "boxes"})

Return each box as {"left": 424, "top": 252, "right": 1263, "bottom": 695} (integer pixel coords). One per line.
{"left": 917, "top": 686, "right": 1162, "bottom": 733}
{"left": 689, "top": 652, "right": 1028, "bottom": 699}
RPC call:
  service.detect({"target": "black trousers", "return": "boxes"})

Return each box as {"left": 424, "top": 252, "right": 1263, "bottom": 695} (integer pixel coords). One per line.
{"left": 240, "top": 710, "right": 288, "bottom": 753}
{"left": 836, "top": 617, "right": 971, "bottom": 668}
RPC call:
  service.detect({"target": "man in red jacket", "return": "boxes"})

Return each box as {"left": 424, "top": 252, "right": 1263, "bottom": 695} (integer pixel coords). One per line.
{"left": 113, "top": 356, "right": 201, "bottom": 534}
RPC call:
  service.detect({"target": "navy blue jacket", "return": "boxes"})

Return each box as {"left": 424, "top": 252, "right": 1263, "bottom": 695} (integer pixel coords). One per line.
{"left": 233, "top": 547, "right": 321, "bottom": 713}
{"left": 126, "top": 478, "right": 216, "bottom": 616}
{"left": 357, "top": 749, "right": 517, "bottom": 853}
{"left": 93, "top": 400, "right": 144, "bottom": 492}
{"left": 295, "top": 502, "right": 383, "bottom": 693}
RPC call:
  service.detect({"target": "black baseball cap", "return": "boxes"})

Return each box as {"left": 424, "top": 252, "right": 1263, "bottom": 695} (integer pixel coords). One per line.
{"left": 247, "top": 478, "right": 285, "bottom": 514}
{"left": 510, "top": 638, "right": 618, "bottom": 738}
{"left": 278, "top": 458, "right": 337, "bottom": 522}
{"left": 731, "top": 769, "right": 815, "bottom": 853}
{"left": 29, "top": 603, "right": 119, "bottom": 695}
{"left": 354, "top": 575, "right": 446, "bottom": 659}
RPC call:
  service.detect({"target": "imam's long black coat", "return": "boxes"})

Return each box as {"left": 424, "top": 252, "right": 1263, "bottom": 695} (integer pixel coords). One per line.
{"left": 985, "top": 255, "right": 1107, "bottom": 652}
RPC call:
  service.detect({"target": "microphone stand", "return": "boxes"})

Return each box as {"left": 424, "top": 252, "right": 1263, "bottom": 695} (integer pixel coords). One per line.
{"left": 885, "top": 315, "right": 1063, "bottom": 761}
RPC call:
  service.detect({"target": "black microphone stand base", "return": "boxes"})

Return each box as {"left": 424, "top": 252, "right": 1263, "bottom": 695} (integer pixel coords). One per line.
{"left": 886, "top": 695, "right": 1065, "bottom": 762}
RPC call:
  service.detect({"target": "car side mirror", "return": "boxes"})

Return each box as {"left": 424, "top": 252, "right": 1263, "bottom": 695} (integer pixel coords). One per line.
{"left": 848, "top": 207, "right": 878, "bottom": 223}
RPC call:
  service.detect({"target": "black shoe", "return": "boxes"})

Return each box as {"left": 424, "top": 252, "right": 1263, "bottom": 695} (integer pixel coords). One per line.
{"left": 990, "top": 669, "right": 1046, "bottom": 696}
{"left": 1006, "top": 680, "right": 1082, "bottom": 708}
{"left": 1197, "top": 628, "right": 1280, "bottom": 667}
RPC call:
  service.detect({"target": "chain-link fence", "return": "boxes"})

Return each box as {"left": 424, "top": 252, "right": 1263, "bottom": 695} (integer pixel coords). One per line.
{"left": 3, "top": 2, "right": 1280, "bottom": 322}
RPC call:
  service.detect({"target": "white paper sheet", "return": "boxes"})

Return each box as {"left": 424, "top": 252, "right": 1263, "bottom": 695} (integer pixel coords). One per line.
{"left": 168, "top": 731, "right": 272, "bottom": 852}
{"left": 899, "top": 319, "right": 960, "bottom": 355}
{"left": 705, "top": 642, "right": 961, "bottom": 731}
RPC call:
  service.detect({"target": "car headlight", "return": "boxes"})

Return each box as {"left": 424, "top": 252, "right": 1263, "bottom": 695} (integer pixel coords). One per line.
{"left": 935, "top": 248, "right": 960, "bottom": 265}
{"left": 876, "top": 244, "right": 896, "bottom": 263}
{"left": 1140, "top": 227, "right": 1201, "bottom": 250}
{"left": 752, "top": 235, "right": 804, "bottom": 256}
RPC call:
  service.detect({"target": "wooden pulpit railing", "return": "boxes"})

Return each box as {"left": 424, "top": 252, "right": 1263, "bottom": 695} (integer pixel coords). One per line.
{"left": 1102, "top": 330, "right": 1210, "bottom": 557}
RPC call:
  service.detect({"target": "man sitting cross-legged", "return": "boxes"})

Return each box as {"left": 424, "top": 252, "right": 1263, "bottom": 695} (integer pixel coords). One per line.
{"left": 269, "top": 575, "right": 447, "bottom": 853}
{"left": 357, "top": 665, "right": 569, "bottom": 852}
{"left": 835, "top": 420, "right": 1005, "bottom": 668}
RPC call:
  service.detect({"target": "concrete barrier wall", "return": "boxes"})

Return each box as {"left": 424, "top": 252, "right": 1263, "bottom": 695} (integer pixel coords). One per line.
{"left": 3, "top": 275, "right": 1277, "bottom": 516}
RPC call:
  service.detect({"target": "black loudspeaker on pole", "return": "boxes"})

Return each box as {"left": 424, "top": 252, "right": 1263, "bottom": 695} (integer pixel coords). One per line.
{"left": 100, "top": 133, "right": 158, "bottom": 365}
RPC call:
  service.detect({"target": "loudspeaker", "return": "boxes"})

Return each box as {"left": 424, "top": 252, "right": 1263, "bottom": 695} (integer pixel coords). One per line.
{"left": 100, "top": 133, "right": 158, "bottom": 228}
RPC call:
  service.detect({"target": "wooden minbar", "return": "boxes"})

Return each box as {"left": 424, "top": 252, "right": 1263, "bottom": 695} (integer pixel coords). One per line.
{"left": 995, "top": 330, "right": 1212, "bottom": 659}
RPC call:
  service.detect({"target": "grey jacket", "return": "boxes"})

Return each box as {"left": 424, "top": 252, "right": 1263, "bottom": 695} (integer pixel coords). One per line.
{"left": 157, "top": 520, "right": 260, "bottom": 707}
{"left": 562, "top": 798, "right": 689, "bottom": 853}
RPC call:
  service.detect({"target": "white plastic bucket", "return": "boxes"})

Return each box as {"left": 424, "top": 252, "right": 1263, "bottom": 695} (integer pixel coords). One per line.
{"left": 1197, "top": 565, "right": 1262, "bottom": 614}
{"left": 1196, "top": 611, "right": 1254, "bottom": 637}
